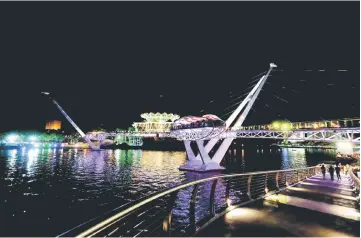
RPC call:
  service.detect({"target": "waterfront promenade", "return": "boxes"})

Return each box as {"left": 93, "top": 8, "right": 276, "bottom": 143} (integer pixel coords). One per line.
{"left": 61, "top": 166, "right": 360, "bottom": 237}
{"left": 198, "top": 173, "right": 360, "bottom": 237}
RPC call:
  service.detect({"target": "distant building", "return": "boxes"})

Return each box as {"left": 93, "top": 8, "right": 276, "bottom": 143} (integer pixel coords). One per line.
{"left": 45, "top": 120, "right": 62, "bottom": 130}
{"left": 133, "top": 112, "right": 180, "bottom": 132}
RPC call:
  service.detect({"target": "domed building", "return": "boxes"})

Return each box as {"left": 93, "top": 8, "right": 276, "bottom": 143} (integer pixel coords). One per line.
{"left": 132, "top": 112, "right": 180, "bottom": 133}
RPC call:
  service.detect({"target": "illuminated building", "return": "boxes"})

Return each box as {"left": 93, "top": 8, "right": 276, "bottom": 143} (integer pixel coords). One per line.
{"left": 45, "top": 120, "right": 62, "bottom": 130}
{"left": 132, "top": 112, "right": 180, "bottom": 132}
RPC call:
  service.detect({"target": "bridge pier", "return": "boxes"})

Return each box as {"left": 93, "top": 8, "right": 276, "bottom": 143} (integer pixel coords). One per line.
{"left": 180, "top": 140, "right": 226, "bottom": 172}
{"left": 179, "top": 161, "right": 225, "bottom": 172}
{"left": 83, "top": 136, "right": 101, "bottom": 150}
{"left": 177, "top": 63, "right": 277, "bottom": 172}
{"left": 180, "top": 141, "right": 203, "bottom": 170}
{"left": 179, "top": 160, "right": 204, "bottom": 171}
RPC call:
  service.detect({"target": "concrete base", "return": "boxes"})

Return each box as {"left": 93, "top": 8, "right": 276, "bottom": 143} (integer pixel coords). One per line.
{"left": 179, "top": 161, "right": 225, "bottom": 173}
{"left": 179, "top": 159, "right": 202, "bottom": 167}
{"left": 179, "top": 160, "right": 202, "bottom": 171}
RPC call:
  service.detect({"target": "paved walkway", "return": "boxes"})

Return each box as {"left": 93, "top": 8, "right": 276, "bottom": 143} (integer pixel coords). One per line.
{"left": 197, "top": 173, "right": 360, "bottom": 237}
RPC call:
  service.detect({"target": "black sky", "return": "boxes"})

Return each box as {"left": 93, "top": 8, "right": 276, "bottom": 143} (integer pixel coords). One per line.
{"left": 0, "top": 2, "right": 359, "bottom": 133}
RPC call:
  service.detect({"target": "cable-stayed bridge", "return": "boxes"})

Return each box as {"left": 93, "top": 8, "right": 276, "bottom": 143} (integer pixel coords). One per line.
{"left": 51, "top": 64, "right": 360, "bottom": 238}
{"left": 90, "top": 127, "right": 360, "bottom": 144}
{"left": 43, "top": 63, "right": 360, "bottom": 172}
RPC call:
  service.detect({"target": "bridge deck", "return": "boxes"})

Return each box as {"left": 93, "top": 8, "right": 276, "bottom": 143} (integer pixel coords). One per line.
{"left": 197, "top": 174, "right": 360, "bottom": 237}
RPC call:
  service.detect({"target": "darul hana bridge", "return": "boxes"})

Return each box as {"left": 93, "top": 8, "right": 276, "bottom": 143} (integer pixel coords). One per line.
{"left": 46, "top": 63, "right": 359, "bottom": 237}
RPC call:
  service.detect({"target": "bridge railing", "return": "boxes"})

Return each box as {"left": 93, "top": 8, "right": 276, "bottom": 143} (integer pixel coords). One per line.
{"left": 239, "top": 118, "right": 360, "bottom": 130}
{"left": 59, "top": 166, "right": 321, "bottom": 237}
{"left": 350, "top": 170, "right": 360, "bottom": 194}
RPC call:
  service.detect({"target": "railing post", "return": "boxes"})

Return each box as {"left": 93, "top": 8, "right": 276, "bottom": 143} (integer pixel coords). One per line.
{"left": 276, "top": 172, "right": 279, "bottom": 190}
{"left": 225, "top": 179, "right": 230, "bottom": 207}
{"left": 209, "top": 180, "right": 218, "bottom": 217}
{"left": 297, "top": 170, "right": 300, "bottom": 182}
{"left": 303, "top": 169, "right": 306, "bottom": 180}
{"left": 264, "top": 173, "right": 268, "bottom": 194}
{"left": 162, "top": 191, "right": 179, "bottom": 236}
{"left": 190, "top": 184, "right": 199, "bottom": 234}
{"left": 247, "top": 175, "right": 252, "bottom": 200}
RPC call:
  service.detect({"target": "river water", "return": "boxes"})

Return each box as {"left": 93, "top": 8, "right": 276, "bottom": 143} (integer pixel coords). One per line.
{"left": 1, "top": 144, "right": 336, "bottom": 236}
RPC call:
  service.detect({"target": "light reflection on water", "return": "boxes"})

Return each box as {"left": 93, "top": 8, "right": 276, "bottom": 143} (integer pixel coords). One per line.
{"left": 281, "top": 148, "right": 307, "bottom": 169}
{"left": 2, "top": 148, "right": 187, "bottom": 236}
{"left": 1, "top": 146, "right": 336, "bottom": 236}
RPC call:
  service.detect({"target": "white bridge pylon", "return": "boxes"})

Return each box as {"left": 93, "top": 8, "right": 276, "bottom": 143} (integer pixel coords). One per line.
{"left": 51, "top": 99, "right": 101, "bottom": 150}
{"left": 180, "top": 63, "right": 277, "bottom": 172}
{"left": 45, "top": 92, "right": 147, "bottom": 149}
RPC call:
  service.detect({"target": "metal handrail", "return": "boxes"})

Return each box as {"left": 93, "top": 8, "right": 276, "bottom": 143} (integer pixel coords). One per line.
{"left": 60, "top": 166, "right": 321, "bottom": 237}
{"left": 350, "top": 170, "right": 360, "bottom": 193}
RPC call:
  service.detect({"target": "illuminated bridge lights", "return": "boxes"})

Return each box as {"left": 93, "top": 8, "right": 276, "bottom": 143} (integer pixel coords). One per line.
{"left": 226, "top": 128, "right": 360, "bottom": 143}
{"left": 84, "top": 131, "right": 144, "bottom": 147}
{"left": 170, "top": 114, "right": 226, "bottom": 141}
{"left": 239, "top": 118, "right": 360, "bottom": 131}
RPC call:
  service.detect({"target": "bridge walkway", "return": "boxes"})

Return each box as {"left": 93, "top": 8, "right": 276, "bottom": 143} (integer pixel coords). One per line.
{"left": 197, "top": 173, "right": 360, "bottom": 237}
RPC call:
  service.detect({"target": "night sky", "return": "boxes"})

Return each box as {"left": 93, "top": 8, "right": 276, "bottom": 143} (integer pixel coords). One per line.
{"left": 0, "top": 2, "right": 359, "bottom": 133}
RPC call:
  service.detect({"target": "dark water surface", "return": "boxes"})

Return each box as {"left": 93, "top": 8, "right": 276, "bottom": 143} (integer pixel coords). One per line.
{"left": 1, "top": 143, "right": 336, "bottom": 236}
